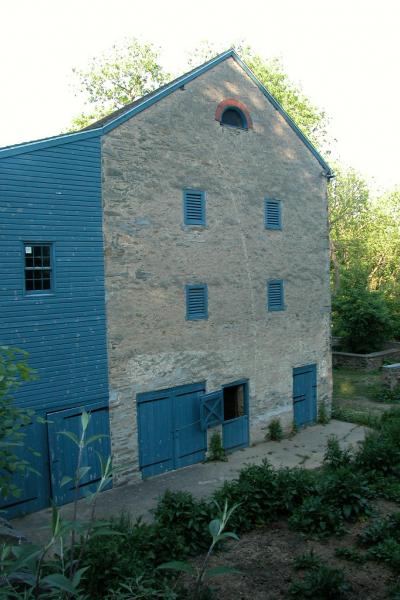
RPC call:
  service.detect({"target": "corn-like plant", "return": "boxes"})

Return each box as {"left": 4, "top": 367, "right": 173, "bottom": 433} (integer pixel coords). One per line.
{"left": 1, "top": 409, "right": 116, "bottom": 599}
{"left": 158, "top": 500, "right": 240, "bottom": 599}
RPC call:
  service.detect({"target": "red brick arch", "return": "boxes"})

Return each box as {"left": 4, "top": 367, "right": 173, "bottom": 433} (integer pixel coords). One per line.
{"left": 215, "top": 98, "right": 253, "bottom": 129}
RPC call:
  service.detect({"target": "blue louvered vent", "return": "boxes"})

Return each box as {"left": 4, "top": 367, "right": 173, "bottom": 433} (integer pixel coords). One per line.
{"left": 186, "top": 284, "right": 208, "bottom": 320}
{"left": 183, "top": 189, "right": 206, "bottom": 226}
{"left": 265, "top": 199, "right": 282, "bottom": 230}
{"left": 267, "top": 280, "right": 284, "bottom": 311}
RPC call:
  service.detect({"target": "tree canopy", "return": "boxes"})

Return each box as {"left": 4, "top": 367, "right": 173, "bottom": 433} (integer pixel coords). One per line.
{"left": 70, "top": 39, "right": 170, "bottom": 130}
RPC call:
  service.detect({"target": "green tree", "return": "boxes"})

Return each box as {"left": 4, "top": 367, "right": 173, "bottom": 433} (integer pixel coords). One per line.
{"left": 328, "top": 164, "right": 371, "bottom": 293}
{"left": 70, "top": 38, "right": 170, "bottom": 130}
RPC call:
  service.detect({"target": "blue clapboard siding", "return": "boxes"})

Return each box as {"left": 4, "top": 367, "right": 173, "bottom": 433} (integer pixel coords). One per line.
{"left": 0, "top": 138, "right": 108, "bottom": 412}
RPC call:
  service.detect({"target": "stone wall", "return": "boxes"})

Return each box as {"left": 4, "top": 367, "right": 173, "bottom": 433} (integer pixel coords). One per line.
{"left": 333, "top": 349, "right": 400, "bottom": 371}
{"left": 102, "top": 57, "right": 332, "bottom": 482}
{"left": 382, "top": 364, "right": 400, "bottom": 390}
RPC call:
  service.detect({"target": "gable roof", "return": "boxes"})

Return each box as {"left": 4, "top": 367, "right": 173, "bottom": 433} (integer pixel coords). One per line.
{"left": 0, "top": 50, "right": 333, "bottom": 178}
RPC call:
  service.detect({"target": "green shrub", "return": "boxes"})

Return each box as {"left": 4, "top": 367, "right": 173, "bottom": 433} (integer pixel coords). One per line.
{"left": 293, "top": 550, "right": 323, "bottom": 571}
{"left": 266, "top": 418, "right": 283, "bottom": 441}
{"left": 289, "top": 565, "right": 350, "bottom": 598}
{"left": 355, "top": 425, "right": 400, "bottom": 476}
{"left": 358, "top": 513, "right": 400, "bottom": 547}
{"left": 318, "top": 466, "right": 371, "bottom": 522}
{"left": 213, "top": 461, "right": 279, "bottom": 531}
{"left": 317, "top": 402, "right": 330, "bottom": 425}
{"left": 332, "top": 278, "right": 392, "bottom": 353}
{"left": 374, "top": 384, "right": 400, "bottom": 404}
{"left": 153, "top": 490, "right": 213, "bottom": 555}
{"left": 79, "top": 513, "right": 186, "bottom": 598}
{"left": 206, "top": 431, "right": 227, "bottom": 462}
{"left": 367, "top": 538, "right": 400, "bottom": 572}
{"left": 289, "top": 495, "right": 344, "bottom": 537}
{"left": 274, "top": 468, "right": 318, "bottom": 514}
{"left": 334, "top": 546, "right": 367, "bottom": 563}
{"left": 323, "top": 436, "right": 352, "bottom": 470}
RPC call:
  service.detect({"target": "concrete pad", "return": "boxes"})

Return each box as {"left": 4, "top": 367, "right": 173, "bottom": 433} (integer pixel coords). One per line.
{"left": 12, "top": 420, "right": 367, "bottom": 544}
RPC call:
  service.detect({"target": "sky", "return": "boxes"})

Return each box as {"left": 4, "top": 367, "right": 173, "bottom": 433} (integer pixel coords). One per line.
{"left": 1, "top": 0, "right": 399, "bottom": 194}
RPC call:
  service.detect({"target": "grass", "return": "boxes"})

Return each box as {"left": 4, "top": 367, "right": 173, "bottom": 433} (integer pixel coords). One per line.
{"left": 333, "top": 368, "right": 382, "bottom": 403}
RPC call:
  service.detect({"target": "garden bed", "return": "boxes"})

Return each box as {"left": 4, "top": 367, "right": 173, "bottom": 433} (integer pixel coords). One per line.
{"left": 195, "top": 501, "right": 397, "bottom": 600}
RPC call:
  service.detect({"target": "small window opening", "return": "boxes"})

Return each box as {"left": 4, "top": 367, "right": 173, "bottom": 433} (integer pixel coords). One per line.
{"left": 223, "top": 384, "right": 245, "bottom": 421}
{"left": 24, "top": 244, "right": 52, "bottom": 292}
{"left": 221, "top": 108, "right": 245, "bottom": 128}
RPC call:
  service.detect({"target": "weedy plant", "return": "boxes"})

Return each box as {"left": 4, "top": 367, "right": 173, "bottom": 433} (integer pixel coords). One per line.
{"left": 323, "top": 436, "right": 353, "bottom": 470}
{"left": 289, "top": 565, "right": 350, "bottom": 599}
{"left": 1, "top": 409, "right": 115, "bottom": 599}
{"left": 266, "top": 418, "right": 283, "bottom": 441}
{"left": 317, "top": 402, "right": 330, "bottom": 425}
{"left": 206, "top": 432, "right": 227, "bottom": 462}
{"left": 158, "top": 500, "right": 240, "bottom": 599}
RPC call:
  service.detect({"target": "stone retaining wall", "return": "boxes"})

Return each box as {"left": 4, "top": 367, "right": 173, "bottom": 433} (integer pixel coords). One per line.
{"left": 382, "top": 364, "right": 400, "bottom": 390}
{"left": 333, "top": 348, "right": 400, "bottom": 371}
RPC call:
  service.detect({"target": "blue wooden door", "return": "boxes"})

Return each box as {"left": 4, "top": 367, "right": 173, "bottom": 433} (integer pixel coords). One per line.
{"left": 137, "top": 383, "right": 206, "bottom": 478}
{"left": 293, "top": 364, "right": 317, "bottom": 427}
{"left": 47, "top": 404, "right": 111, "bottom": 505}
{"left": 222, "top": 381, "right": 249, "bottom": 452}
{"left": 0, "top": 417, "right": 50, "bottom": 518}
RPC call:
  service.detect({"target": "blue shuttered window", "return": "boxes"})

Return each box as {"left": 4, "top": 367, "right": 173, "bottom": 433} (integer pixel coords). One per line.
{"left": 183, "top": 189, "right": 206, "bottom": 226}
{"left": 186, "top": 284, "right": 208, "bottom": 320}
{"left": 265, "top": 199, "right": 282, "bottom": 230}
{"left": 267, "top": 280, "right": 285, "bottom": 311}
{"left": 200, "top": 390, "right": 223, "bottom": 430}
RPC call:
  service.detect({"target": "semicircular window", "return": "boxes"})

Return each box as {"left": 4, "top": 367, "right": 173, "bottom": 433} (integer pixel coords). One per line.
{"left": 221, "top": 108, "right": 246, "bottom": 129}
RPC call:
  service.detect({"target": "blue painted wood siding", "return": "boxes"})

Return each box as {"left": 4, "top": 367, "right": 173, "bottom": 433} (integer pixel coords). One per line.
{"left": 0, "top": 138, "right": 109, "bottom": 411}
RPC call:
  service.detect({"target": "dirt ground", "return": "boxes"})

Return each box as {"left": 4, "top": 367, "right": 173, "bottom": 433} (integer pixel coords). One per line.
{"left": 191, "top": 500, "right": 399, "bottom": 599}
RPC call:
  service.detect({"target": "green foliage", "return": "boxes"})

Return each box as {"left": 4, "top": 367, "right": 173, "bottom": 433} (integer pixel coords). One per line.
{"left": 293, "top": 550, "right": 323, "bottom": 571}
{"left": 70, "top": 38, "right": 170, "bottom": 129}
{"left": 317, "top": 403, "right": 330, "bottom": 425}
{"left": 206, "top": 432, "right": 227, "bottom": 462}
{"left": 375, "top": 384, "right": 400, "bottom": 404}
{"left": 289, "top": 565, "right": 350, "bottom": 599}
{"left": 1, "top": 410, "right": 115, "bottom": 599}
{"left": 266, "top": 418, "right": 283, "bottom": 441}
{"left": 289, "top": 495, "right": 344, "bottom": 537}
{"left": 158, "top": 500, "right": 240, "bottom": 600}
{"left": 213, "top": 461, "right": 317, "bottom": 532}
{"left": 355, "top": 413, "right": 400, "bottom": 476}
{"left": 334, "top": 546, "right": 367, "bottom": 563}
{"left": 153, "top": 491, "right": 213, "bottom": 555}
{"left": 331, "top": 405, "right": 381, "bottom": 429}
{"left": 0, "top": 346, "right": 37, "bottom": 499}
{"left": 332, "top": 276, "right": 393, "bottom": 352}
{"left": 323, "top": 436, "right": 352, "bottom": 470}
{"left": 80, "top": 514, "right": 186, "bottom": 598}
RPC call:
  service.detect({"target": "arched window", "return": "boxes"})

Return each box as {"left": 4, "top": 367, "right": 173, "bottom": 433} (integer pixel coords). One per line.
{"left": 221, "top": 108, "right": 246, "bottom": 128}
{"left": 215, "top": 99, "right": 253, "bottom": 130}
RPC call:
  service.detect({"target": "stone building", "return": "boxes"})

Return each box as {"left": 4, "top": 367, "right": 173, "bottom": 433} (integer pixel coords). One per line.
{"left": 0, "top": 49, "right": 332, "bottom": 515}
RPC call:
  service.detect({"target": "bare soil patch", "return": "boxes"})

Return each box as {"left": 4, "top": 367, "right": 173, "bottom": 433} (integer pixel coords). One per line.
{"left": 191, "top": 500, "right": 399, "bottom": 599}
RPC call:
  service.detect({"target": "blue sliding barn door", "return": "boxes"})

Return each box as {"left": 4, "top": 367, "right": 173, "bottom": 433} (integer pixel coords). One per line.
{"left": 137, "top": 383, "right": 206, "bottom": 478}
{"left": 47, "top": 404, "right": 111, "bottom": 505}
{"left": 293, "top": 364, "right": 317, "bottom": 427}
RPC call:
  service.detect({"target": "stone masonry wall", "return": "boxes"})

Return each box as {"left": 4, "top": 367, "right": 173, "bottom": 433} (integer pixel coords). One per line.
{"left": 102, "top": 57, "right": 332, "bottom": 482}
